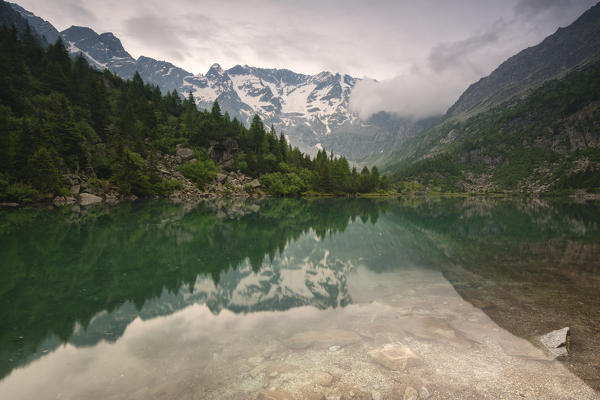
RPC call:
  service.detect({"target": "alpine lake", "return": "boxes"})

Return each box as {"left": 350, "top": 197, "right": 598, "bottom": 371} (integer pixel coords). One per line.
{"left": 0, "top": 197, "right": 599, "bottom": 399}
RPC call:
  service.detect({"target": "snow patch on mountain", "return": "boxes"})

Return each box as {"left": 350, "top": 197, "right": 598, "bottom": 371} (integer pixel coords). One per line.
{"left": 12, "top": 2, "right": 430, "bottom": 161}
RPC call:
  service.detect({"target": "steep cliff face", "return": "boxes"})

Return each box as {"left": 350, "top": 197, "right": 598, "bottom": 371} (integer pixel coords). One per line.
{"left": 381, "top": 3, "right": 600, "bottom": 194}
{"left": 385, "top": 61, "right": 600, "bottom": 194}
{"left": 447, "top": 3, "right": 600, "bottom": 119}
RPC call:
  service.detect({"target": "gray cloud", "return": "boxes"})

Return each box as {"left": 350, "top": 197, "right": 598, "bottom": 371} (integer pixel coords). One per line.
{"left": 428, "top": 27, "right": 502, "bottom": 75}
{"left": 349, "top": 1, "right": 597, "bottom": 119}
{"left": 514, "top": 0, "right": 579, "bottom": 18}
{"left": 124, "top": 15, "right": 186, "bottom": 61}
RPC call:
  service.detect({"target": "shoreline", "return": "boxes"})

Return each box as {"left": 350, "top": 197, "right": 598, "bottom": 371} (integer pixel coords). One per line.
{"left": 3, "top": 189, "right": 600, "bottom": 209}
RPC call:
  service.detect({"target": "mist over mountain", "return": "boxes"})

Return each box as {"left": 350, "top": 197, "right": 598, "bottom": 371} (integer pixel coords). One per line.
{"left": 381, "top": 2, "right": 600, "bottom": 195}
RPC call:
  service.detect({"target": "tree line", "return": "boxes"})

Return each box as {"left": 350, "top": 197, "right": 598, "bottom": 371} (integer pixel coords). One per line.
{"left": 0, "top": 25, "right": 387, "bottom": 201}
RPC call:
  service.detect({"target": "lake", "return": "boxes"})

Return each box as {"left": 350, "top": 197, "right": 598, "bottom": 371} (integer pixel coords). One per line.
{"left": 0, "top": 198, "right": 599, "bottom": 399}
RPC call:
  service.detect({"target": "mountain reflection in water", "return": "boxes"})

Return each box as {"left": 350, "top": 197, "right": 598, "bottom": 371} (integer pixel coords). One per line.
{"left": 0, "top": 197, "right": 599, "bottom": 397}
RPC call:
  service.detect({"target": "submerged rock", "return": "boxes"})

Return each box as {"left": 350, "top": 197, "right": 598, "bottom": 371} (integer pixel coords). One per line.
{"left": 419, "top": 386, "right": 431, "bottom": 399}
{"left": 368, "top": 343, "right": 421, "bottom": 371}
{"left": 403, "top": 386, "right": 419, "bottom": 400}
{"left": 538, "top": 327, "right": 570, "bottom": 358}
{"left": 312, "top": 371, "right": 333, "bottom": 387}
{"left": 286, "top": 329, "right": 360, "bottom": 349}
{"left": 255, "top": 390, "right": 294, "bottom": 400}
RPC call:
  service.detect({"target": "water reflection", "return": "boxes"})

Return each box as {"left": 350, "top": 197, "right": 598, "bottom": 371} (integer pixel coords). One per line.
{"left": 0, "top": 197, "right": 599, "bottom": 398}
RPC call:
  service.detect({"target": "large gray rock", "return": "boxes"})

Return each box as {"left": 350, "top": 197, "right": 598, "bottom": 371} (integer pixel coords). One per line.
{"left": 176, "top": 145, "right": 195, "bottom": 161}
{"left": 79, "top": 193, "right": 103, "bottom": 206}
{"left": 538, "top": 327, "right": 570, "bottom": 358}
{"left": 70, "top": 185, "right": 80, "bottom": 195}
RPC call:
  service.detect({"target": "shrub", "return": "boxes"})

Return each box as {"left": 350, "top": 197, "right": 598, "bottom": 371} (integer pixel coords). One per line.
{"left": 179, "top": 159, "right": 217, "bottom": 189}
{"left": 113, "top": 149, "right": 152, "bottom": 196}
{"left": 153, "top": 179, "right": 183, "bottom": 196}
{"left": 1, "top": 182, "right": 39, "bottom": 202}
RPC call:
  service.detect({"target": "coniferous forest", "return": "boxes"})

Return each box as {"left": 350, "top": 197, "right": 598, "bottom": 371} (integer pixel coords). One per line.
{"left": 0, "top": 26, "right": 388, "bottom": 202}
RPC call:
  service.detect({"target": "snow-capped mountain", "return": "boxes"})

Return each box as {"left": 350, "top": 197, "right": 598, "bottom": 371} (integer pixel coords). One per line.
{"left": 10, "top": 2, "right": 432, "bottom": 160}
{"left": 61, "top": 26, "right": 138, "bottom": 77}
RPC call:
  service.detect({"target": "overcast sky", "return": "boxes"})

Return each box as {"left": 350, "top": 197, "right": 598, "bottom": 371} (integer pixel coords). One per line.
{"left": 15, "top": 0, "right": 598, "bottom": 118}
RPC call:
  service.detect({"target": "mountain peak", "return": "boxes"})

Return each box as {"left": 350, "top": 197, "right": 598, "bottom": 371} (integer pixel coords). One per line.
{"left": 63, "top": 25, "right": 97, "bottom": 36}
{"left": 207, "top": 63, "right": 226, "bottom": 79}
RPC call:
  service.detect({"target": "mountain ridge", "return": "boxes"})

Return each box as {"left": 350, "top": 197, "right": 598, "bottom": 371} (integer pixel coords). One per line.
{"left": 6, "top": 1, "right": 426, "bottom": 160}
{"left": 447, "top": 2, "right": 600, "bottom": 119}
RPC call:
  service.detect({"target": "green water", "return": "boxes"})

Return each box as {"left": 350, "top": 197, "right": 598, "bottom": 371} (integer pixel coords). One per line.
{"left": 1, "top": 198, "right": 599, "bottom": 399}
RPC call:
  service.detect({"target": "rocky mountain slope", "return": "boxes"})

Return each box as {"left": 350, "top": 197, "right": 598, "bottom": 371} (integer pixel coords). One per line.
{"left": 8, "top": 2, "right": 58, "bottom": 43}
{"left": 447, "top": 2, "right": 600, "bottom": 119}
{"left": 381, "top": 2, "right": 600, "bottom": 194}
{"left": 7, "top": 1, "right": 428, "bottom": 160}
{"left": 386, "top": 60, "right": 600, "bottom": 194}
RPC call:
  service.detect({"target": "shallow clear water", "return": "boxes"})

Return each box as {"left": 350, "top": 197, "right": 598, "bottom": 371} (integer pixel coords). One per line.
{"left": 0, "top": 198, "right": 599, "bottom": 399}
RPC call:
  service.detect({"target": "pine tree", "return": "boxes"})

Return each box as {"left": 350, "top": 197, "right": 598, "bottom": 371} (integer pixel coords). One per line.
{"left": 26, "top": 147, "right": 63, "bottom": 194}
{"left": 211, "top": 100, "right": 221, "bottom": 119}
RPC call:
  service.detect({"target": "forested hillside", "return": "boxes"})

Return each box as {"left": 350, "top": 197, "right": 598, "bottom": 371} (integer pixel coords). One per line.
{"left": 385, "top": 61, "right": 600, "bottom": 195}
{"left": 0, "top": 26, "right": 386, "bottom": 203}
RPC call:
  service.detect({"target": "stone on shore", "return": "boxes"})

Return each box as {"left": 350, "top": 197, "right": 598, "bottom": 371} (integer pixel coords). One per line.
{"left": 79, "top": 193, "right": 103, "bottom": 206}
{"left": 53, "top": 196, "right": 77, "bottom": 207}
{"left": 538, "top": 327, "right": 570, "bottom": 358}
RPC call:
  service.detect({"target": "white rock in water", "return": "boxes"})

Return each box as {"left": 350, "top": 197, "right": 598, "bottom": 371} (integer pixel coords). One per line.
{"left": 538, "top": 327, "right": 570, "bottom": 358}
{"left": 329, "top": 345, "right": 341, "bottom": 352}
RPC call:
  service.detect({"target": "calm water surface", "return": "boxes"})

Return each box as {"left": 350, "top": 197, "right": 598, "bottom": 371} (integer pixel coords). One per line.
{"left": 0, "top": 198, "right": 599, "bottom": 399}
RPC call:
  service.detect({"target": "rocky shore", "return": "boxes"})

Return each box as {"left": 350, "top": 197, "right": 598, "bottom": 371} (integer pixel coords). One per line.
{"left": 1, "top": 144, "right": 266, "bottom": 209}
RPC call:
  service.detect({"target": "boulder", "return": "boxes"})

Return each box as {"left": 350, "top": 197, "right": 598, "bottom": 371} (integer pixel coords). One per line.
{"left": 105, "top": 194, "right": 119, "bottom": 205}
{"left": 62, "top": 173, "right": 80, "bottom": 186}
{"left": 79, "top": 193, "right": 103, "bottom": 206}
{"left": 53, "top": 196, "right": 77, "bottom": 207}
{"left": 538, "top": 327, "right": 570, "bottom": 358}
{"left": 175, "top": 144, "right": 195, "bottom": 160}
{"left": 249, "top": 179, "right": 261, "bottom": 189}
{"left": 70, "top": 184, "right": 80, "bottom": 195}
{"left": 216, "top": 173, "right": 227, "bottom": 183}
